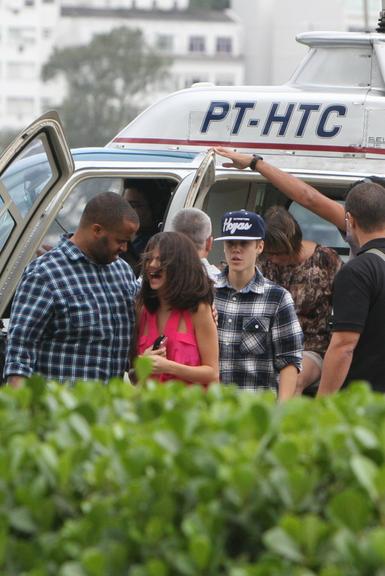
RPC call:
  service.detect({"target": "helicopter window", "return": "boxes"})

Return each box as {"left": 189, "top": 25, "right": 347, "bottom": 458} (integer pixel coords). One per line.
{"left": 0, "top": 199, "right": 15, "bottom": 251}
{"left": 370, "top": 51, "right": 385, "bottom": 91}
{"left": 196, "top": 177, "right": 351, "bottom": 266}
{"left": 0, "top": 134, "right": 55, "bottom": 218}
{"left": 373, "top": 43, "right": 385, "bottom": 92}
{"left": 288, "top": 201, "right": 349, "bottom": 259}
{"left": 199, "top": 179, "right": 269, "bottom": 267}
{"left": 42, "top": 176, "right": 176, "bottom": 252}
{"left": 294, "top": 47, "right": 371, "bottom": 88}
{"left": 43, "top": 177, "right": 123, "bottom": 247}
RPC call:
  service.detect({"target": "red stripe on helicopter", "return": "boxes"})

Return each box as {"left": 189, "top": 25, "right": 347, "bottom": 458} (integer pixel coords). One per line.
{"left": 112, "top": 137, "right": 385, "bottom": 156}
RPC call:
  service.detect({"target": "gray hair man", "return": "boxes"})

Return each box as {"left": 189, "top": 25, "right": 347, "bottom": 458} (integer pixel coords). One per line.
{"left": 170, "top": 207, "right": 220, "bottom": 281}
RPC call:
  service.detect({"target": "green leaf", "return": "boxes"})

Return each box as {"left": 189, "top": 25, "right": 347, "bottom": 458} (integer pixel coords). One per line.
{"left": 9, "top": 507, "right": 37, "bottom": 534}
{"left": 146, "top": 558, "right": 169, "bottom": 576}
{"left": 353, "top": 426, "right": 379, "bottom": 450}
{"left": 26, "top": 374, "right": 46, "bottom": 401}
{"left": 59, "top": 562, "right": 86, "bottom": 576}
{"left": 328, "top": 488, "right": 372, "bottom": 531}
{"left": 301, "top": 515, "right": 331, "bottom": 557}
{"left": 68, "top": 413, "right": 91, "bottom": 442}
{"left": 134, "top": 355, "right": 154, "bottom": 383}
{"left": 39, "top": 443, "right": 59, "bottom": 472}
{"left": 189, "top": 534, "right": 212, "bottom": 570}
{"left": 319, "top": 568, "right": 344, "bottom": 576}
{"left": 0, "top": 525, "right": 7, "bottom": 565}
{"left": 263, "top": 526, "right": 304, "bottom": 562}
{"left": 280, "top": 514, "right": 330, "bottom": 558}
{"left": 74, "top": 402, "right": 97, "bottom": 425}
{"left": 351, "top": 454, "right": 378, "bottom": 500}
{"left": 153, "top": 430, "right": 180, "bottom": 454}
{"left": 169, "top": 551, "right": 196, "bottom": 575}
{"left": 81, "top": 547, "right": 106, "bottom": 576}
{"left": 367, "top": 527, "right": 385, "bottom": 563}
{"left": 272, "top": 440, "right": 299, "bottom": 468}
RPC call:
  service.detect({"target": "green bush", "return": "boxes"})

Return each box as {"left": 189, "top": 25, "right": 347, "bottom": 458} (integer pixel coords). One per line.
{"left": 1, "top": 365, "right": 385, "bottom": 575}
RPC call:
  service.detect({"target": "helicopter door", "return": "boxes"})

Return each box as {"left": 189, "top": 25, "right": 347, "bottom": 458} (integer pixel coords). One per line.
{"left": 0, "top": 111, "right": 74, "bottom": 316}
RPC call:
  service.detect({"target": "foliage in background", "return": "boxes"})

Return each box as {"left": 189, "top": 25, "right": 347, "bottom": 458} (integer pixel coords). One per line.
{"left": 1, "top": 368, "right": 385, "bottom": 575}
{"left": 41, "top": 28, "right": 171, "bottom": 147}
{"left": 190, "top": 0, "right": 230, "bottom": 9}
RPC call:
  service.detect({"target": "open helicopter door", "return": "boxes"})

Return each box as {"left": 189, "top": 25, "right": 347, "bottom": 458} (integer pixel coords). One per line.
{"left": 183, "top": 148, "right": 216, "bottom": 207}
{"left": 0, "top": 111, "right": 74, "bottom": 316}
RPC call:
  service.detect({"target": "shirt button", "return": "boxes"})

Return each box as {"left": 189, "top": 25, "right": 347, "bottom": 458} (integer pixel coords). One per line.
{"left": 232, "top": 297, "right": 237, "bottom": 301}
{"left": 228, "top": 319, "right": 232, "bottom": 323}
{"left": 255, "top": 325, "right": 259, "bottom": 329}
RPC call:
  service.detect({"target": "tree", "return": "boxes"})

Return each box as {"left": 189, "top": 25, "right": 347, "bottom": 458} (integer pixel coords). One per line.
{"left": 190, "top": 0, "right": 230, "bottom": 9}
{"left": 42, "top": 27, "right": 171, "bottom": 147}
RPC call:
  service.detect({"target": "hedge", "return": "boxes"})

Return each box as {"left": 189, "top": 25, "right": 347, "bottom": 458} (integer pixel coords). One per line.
{"left": 1, "top": 359, "right": 385, "bottom": 575}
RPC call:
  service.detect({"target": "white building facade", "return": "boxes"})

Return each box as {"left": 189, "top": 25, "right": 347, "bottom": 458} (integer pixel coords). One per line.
{"left": 230, "top": 0, "right": 383, "bottom": 87}
{"left": 231, "top": 0, "right": 346, "bottom": 86}
{"left": 0, "top": 0, "right": 60, "bottom": 130}
{"left": 1, "top": 0, "right": 383, "bottom": 132}
{"left": 56, "top": 4, "right": 244, "bottom": 95}
{"left": 345, "top": 0, "right": 380, "bottom": 31}
{"left": 0, "top": 0, "right": 244, "bottom": 131}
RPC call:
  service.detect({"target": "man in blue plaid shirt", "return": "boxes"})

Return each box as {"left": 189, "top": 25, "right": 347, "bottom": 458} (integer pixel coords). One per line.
{"left": 5, "top": 192, "right": 140, "bottom": 386}
{"left": 215, "top": 210, "right": 303, "bottom": 399}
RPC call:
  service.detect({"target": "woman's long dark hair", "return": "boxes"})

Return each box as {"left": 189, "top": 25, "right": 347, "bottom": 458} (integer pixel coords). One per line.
{"left": 264, "top": 205, "right": 302, "bottom": 255}
{"left": 139, "top": 231, "right": 214, "bottom": 313}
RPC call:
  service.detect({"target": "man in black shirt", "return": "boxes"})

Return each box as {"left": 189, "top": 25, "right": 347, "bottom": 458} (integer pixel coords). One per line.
{"left": 318, "top": 181, "right": 385, "bottom": 394}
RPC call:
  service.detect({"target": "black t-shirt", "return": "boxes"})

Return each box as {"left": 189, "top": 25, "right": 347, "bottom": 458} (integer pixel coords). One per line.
{"left": 332, "top": 238, "right": 385, "bottom": 391}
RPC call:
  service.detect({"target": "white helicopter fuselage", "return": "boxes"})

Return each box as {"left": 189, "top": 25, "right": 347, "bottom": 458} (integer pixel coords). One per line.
{"left": 109, "top": 31, "right": 385, "bottom": 161}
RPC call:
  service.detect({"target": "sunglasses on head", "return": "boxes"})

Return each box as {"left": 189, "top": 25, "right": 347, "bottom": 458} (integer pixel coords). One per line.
{"left": 345, "top": 176, "right": 385, "bottom": 197}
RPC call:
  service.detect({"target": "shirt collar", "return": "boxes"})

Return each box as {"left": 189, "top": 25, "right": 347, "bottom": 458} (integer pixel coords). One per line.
{"left": 357, "top": 237, "right": 385, "bottom": 255}
{"left": 59, "top": 234, "right": 94, "bottom": 263}
{"left": 215, "top": 266, "right": 265, "bottom": 294}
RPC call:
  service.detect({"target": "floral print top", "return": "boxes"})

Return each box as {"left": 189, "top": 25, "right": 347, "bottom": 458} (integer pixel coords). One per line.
{"left": 260, "top": 245, "right": 343, "bottom": 355}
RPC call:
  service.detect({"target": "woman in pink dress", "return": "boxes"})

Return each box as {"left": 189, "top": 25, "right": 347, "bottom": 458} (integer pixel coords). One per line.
{"left": 136, "top": 231, "right": 219, "bottom": 387}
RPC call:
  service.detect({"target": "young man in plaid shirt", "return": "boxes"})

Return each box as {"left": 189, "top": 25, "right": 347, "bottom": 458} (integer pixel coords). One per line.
{"left": 214, "top": 210, "right": 303, "bottom": 399}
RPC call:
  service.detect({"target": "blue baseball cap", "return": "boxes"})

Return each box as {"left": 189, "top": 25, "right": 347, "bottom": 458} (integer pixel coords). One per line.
{"left": 214, "top": 210, "right": 265, "bottom": 241}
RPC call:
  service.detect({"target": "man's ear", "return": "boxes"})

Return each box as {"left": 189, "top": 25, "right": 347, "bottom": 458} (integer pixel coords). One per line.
{"left": 206, "top": 236, "right": 213, "bottom": 252}
{"left": 350, "top": 214, "right": 358, "bottom": 230}
{"left": 256, "top": 240, "right": 264, "bottom": 255}
{"left": 91, "top": 223, "right": 103, "bottom": 236}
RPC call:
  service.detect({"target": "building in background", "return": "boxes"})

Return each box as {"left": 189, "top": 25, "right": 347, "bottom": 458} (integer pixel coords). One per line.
{"left": 0, "top": 0, "right": 243, "bottom": 131}
{"left": 0, "top": 0, "right": 60, "bottom": 131}
{"left": 0, "top": 0, "right": 383, "bottom": 132}
{"left": 345, "top": 0, "right": 379, "bottom": 31}
{"left": 230, "top": 0, "right": 381, "bottom": 86}
{"left": 57, "top": 3, "right": 243, "bottom": 95}
{"left": 231, "top": 0, "right": 346, "bottom": 85}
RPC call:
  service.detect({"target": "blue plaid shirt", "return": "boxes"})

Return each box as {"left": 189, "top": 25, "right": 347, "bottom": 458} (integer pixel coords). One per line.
{"left": 5, "top": 237, "right": 139, "bottom": 383}
{"left": 215, "top": 268, "right": 303, "bottom": 392}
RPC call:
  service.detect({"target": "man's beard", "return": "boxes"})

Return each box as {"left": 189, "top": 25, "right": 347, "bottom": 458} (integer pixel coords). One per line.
{"left": 90, "top": 236, "right": 116, "bottom": 265}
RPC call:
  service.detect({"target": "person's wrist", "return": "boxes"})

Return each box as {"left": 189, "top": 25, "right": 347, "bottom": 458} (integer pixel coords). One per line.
{"left": 249, "top": 154, "right": 263, "bottom": 171}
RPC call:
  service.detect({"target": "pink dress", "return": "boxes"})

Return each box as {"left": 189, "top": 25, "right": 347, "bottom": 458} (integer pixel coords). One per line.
{"left": 137, "top": 307, "right": 202, "bottom": 385}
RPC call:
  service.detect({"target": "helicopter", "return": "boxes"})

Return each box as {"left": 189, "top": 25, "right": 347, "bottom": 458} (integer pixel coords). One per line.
{"left": 109, "top": 4, "right": 385, "bottom": 162}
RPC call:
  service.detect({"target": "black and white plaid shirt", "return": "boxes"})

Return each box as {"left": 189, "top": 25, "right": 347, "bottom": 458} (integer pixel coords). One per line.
{"left": 215, "top": 268, "right": 303, "bottom": 392}
{"left": 5, "top": 237, "right": 138, "bottom": 383}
